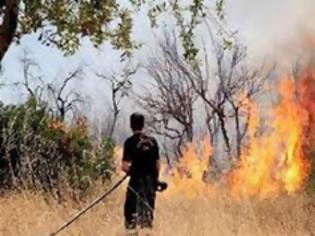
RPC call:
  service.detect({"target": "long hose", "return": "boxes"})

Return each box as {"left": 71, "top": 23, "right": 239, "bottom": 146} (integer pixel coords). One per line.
{"left": 50, "top": 175, "right": 128, "bottom": 236}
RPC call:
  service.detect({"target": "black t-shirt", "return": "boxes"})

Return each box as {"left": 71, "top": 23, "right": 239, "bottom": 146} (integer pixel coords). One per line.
{"left": 122, "top": 133, "right": 160, "bottom": 179}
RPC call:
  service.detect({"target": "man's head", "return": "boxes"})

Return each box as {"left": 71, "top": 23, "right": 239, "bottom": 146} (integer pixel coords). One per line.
{"left": 130, "top": 113, "right": 144, "bottom": 132}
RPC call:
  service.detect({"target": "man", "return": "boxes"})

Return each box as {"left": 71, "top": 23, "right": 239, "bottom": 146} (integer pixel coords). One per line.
{"left": 121, "top": 113, "right": 160, "bottom": 235}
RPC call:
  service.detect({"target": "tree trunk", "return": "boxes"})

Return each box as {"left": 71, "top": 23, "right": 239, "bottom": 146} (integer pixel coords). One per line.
{"left": 217, "top": 113, "right": 231, "bottom": 156}
{"left": 235, "top": 107, "right": 241, "bottom": 160}
{"left": 186, "top": 124, "right": 193, "bottom": 142}
{"left": 0, "top": 0, "right": 20, "bottom": 62}
{"left": 108, "top": 111, "right": 118, "bottom": 139}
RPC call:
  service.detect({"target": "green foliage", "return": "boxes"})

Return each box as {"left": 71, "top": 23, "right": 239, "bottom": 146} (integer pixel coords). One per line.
{"left": 16, "top": 0, "right": 225, "bottom": 60}
{"left": 215, "top": 0, "right": 225, "bottom": 19}
{"left": 171, "top": 0, "right": 206, "bottom": 61}
{"left": 223, "top": 38, "right": 234, "bottom": 50}
{"left": 148, "top": 0, "right": 226, "bottom": 61}
{"left": 94, "top": 138, "right": 116, "bottom": 182}
{"left": 0, "top": 97, "right": 115, "bottom": 198}
{"left": 18, "top": 0, "right": 138, "bottom": 57}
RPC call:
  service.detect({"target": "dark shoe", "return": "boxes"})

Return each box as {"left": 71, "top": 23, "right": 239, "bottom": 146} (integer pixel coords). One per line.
{"left": 125, "top": 229, "right": 138, "bottom": 236}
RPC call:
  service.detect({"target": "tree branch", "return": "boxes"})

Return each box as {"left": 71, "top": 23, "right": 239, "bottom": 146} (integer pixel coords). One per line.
{"left": 0, "top": 0, "right": 20, "bottom": 61}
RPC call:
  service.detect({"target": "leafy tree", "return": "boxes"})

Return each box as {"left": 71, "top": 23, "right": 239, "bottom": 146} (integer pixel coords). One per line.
{"left": 0, "top": 0, "right": 224, "bottom": 63}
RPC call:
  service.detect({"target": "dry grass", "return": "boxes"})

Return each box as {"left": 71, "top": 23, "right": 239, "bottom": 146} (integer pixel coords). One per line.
{"left": 1, "top": 183, "right": 315, "bottom": 236}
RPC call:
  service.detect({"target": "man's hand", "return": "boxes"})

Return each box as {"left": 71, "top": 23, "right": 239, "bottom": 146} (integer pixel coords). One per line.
{"left": 121, "top": 161, "right": 131, "bottom": 174}
{"left": 156, "top": 181, "right": 168, "bottom": 192}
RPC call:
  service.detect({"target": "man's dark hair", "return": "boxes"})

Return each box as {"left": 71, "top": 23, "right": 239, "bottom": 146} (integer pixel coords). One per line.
{"left": 130, "top": 113, "right": 145, "bottom": 131}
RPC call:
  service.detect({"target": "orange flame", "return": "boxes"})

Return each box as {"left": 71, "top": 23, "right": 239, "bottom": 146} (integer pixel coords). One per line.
{"left": 228, "top": 76, "right": 311, "bottom": 199}
{"left": 167, "top": 70, "right": 315, "bottom": 200}
{"left": 165, "top": 139, "right": 214, "bottom": 198}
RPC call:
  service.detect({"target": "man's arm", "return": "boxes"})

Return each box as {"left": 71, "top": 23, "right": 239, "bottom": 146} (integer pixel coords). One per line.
{"left": 121, "top": 140, "right": 131, "bottom": 174}
{"left": 121, "top": 161, "right": 131, "bottom": 174}
{"left": 153, "top": 138, "right": 160, "bottom": 178}
{"left": 152, "top": 138, "right": 168, "bottom": 192}
{"left": 156, "top": 159, "right": 161, "bottom": 172}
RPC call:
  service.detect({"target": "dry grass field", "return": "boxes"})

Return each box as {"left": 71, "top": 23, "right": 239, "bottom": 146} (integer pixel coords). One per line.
{"left": 1, "top": 185, "right": 315, "bottom": 236}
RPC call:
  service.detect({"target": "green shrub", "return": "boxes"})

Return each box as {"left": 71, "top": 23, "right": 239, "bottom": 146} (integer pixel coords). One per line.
{"left": 0, "top": 97, "right": 115, "bottom": 199}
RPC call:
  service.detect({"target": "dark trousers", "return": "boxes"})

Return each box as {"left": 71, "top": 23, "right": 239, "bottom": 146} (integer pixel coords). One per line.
{"left": 124, "top": 177, "right": 156, "bottom": 229}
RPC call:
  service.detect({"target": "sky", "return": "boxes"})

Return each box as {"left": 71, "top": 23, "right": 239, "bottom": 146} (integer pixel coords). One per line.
{"left": 0, "top": 0, "right": 315, "bottom": 134}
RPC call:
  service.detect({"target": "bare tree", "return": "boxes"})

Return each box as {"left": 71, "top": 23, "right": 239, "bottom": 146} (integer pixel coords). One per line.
{"left": 17, "top": 52, "right": 86, "bottom": 122}
{"left": 150, "top": 26, "right": 271, "bottom": 165}
{"left": 19, "top": 50, "right": 45, "bottom": 101}
{"left": 96, "top": 63, "right": 136, "bottom": 139}
{"left": 47, "top": 68, "right": 85, "bottom": 121}
{"left": 201, "top": 19, "right": 272, "bottom": 160}
{"left": 137, "top": 33, "right": 198, "bottom": 158}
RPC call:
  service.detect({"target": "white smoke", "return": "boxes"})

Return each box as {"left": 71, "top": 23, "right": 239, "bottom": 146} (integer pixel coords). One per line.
{"left": 227, "top": 0, "right": 315, "bottom": 64}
